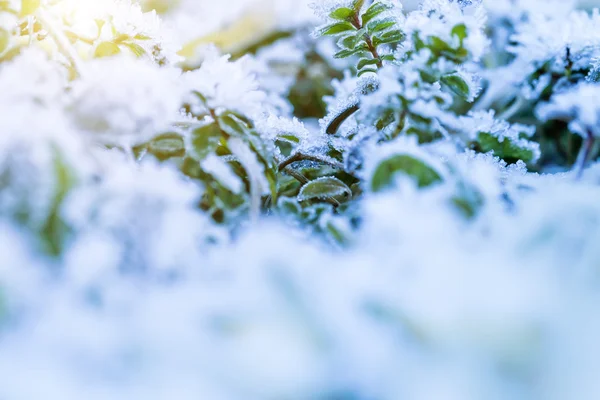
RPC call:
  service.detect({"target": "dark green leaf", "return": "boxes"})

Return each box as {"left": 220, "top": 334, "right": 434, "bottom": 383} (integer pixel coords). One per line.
{"left": 148, "top": 133, "right": 185, "bottom": 161}
{"left": 298, "top": 177, "right": 352, "bottom": 202}
{"left": 361, "top": 2, "right": 393, "bottom": 25}
{"left": 334, "top": 43, "right": 369, "bottom": 58}
{"left": 440, "top": 73, "right": 471, "bottom": 100}
{"left": 372, "top": 30, "right": 404, "bottom": 47}
{"left": 367, "top": 19, "right": 396, "bottom": 34}
{"left": 476, "top": 132, "right": 536, "bottom": 164}
{"left": 329, "top": 7, "right": 355, "bottom": 20}
{"left": 189, "top": 123, "right": 223, "bottom": 161}
{"left": 319, "top": 22, "right": 356, "bottom": 36}
{"left": 371, "top": 154, "right": 443, "bottom": 192}
{"left": 357, "top": 57, "right": 380, "bottom": 70}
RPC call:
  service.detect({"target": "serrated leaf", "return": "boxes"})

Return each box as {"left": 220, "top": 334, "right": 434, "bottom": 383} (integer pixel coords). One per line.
{"left": 361, "top": 2, "right": 392, "bottom": 25}
{"left": 329, "top": 7, "right": 355, "bottom": 20}
{"left": 371, "top": 154, "right": 443, "bottom": 192}
{"left": 298, "top": 177, "right": 352, "bottom": 202}
{"left": 189, "top": 123, "right": 223, "bottom": 161}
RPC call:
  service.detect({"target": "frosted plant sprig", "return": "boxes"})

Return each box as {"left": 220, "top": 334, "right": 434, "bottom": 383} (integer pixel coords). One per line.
{"left": 315, "top": 0, "right": 404, "bottom": 76}
{"left": 312, "top": 0, "right": 404, "bottom": 135}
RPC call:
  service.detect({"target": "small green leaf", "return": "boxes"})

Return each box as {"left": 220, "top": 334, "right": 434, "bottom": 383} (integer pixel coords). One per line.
{"left": 352, "top": 0, "right": 366, "bottom": 13}
{"left": 189, "top": 123, "right": 223, "bottom": 161}
{"left": 357, "top": 57, "right": 380, "bottom": 70}
{"left": 451, "top": 23, "right": 468, "bottom": 42}
{"left": 319, "top": 22, "right": 356, "bottom": 36}
{"left": 476, "top": 132, "right": 536, "bottom": 164}
{"left": 148, "top": 133, "right": 185, "bottom": 161}
{"left": 372, "top": 30, "right": 404, "bottom": 47}
{"left": 219, "top": 113, "right": 250, "bottom": 137}
{"left": 440, "top": 73, "right": 471, "bottom": 100}
{"left": 334, "top": 43, "right": 369, "bottom": 58}
{"left": 371, "top": 154, "right": 443, "bottom": 192}
{"left": 367, "top": 19, "right": 396, "bottom": 34}
{"left": 329, "top": 7, "right": 355, "bottom": 20}
{"left": 298, "top": 177, "right": 352, "bottom": 202}
{"left": 361, "top": 2, "right": 393, "bottom": 25}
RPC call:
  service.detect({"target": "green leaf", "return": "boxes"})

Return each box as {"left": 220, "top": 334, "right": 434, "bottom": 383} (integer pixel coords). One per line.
{"left": 94, "top": 41, "right": 121, "bottom": 58}
{"left": 278, "top": 197, "right": 302, "bottom": 215}
{"left": 334, "top": 43, "right": 369, "bottom": 58}
{"left": 367, "top": 19, "right": 396, "bottom": 34}
{"left": 361, "top": 2, "right": 393, "bottom": 25}
{"left": 148, "top": 133, "right": 186, "bottom": 161}
{"left": 451, "top": 23, "right": 468, "bottom": 42}
{"left": 440, "top": 73, "right": 471, "bottom": 100}
{"left": 298, "top": 177, "right": 352, "bottom": 202}
{"left": 189, "top": 123, "right": 223, "bottom": 161}
{"left": 371, "top": 154, "right": 443, "bottom": 192}
{"left": 372, "top": 30, "right": 404, "bottom": 47}
{"left": 357, "top": 57, "right": 380, "bottom": 70}
{"left": 358, "top": 67, "right": 378, "bottom": 76}
{"left": 218, "top": 113, "right": 250, "bottom": 137}
{"left": 476, "top": 132, "right": 536, "bottom": 164}
{"left": 352, "top": 0, "right": 366, "bottom": 13}
{"left": 329, "top": 7, "right": 355, "bottom": 20}
{"left": 319, "top": 22, "right": 356, "bottom": 36}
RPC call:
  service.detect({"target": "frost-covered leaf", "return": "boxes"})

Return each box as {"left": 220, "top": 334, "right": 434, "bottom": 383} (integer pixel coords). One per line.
{"left": 476, "top": 132, "right": 538, "bottom": 164}
{"left": 371, "top": 154, "right": 443, "bottom": 192}
{"left": 189, "top": 122, "right": 223, "bottom": 161}
{"left": 298, "top": 177, "right": 352, "bottom": 202}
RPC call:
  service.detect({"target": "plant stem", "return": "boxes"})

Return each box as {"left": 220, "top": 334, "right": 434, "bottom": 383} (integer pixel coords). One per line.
{"left": 351, "top": 14, "right": 383, "bottom": 68}
{"left": 575, "top": 131, "right": 596, "bottom": 180}
{"left": 278, "top": 152, "right": 345, "bottom": 172}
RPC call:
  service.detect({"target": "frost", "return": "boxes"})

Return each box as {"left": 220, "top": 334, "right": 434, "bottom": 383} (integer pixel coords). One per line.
{"left": 3, "top": 0, "right": 600, "bottom": 398}
{"left": 183, "top": 47, "right": 267, "bottom": 117}
{"left": 68, "top": 56, "right": 183, "bottom": 146}
{"left": 201, "top": 154, "right": 245, "bottom": 194}
{"left": 537, "top": 83, "right": 600, "bottom": 137}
